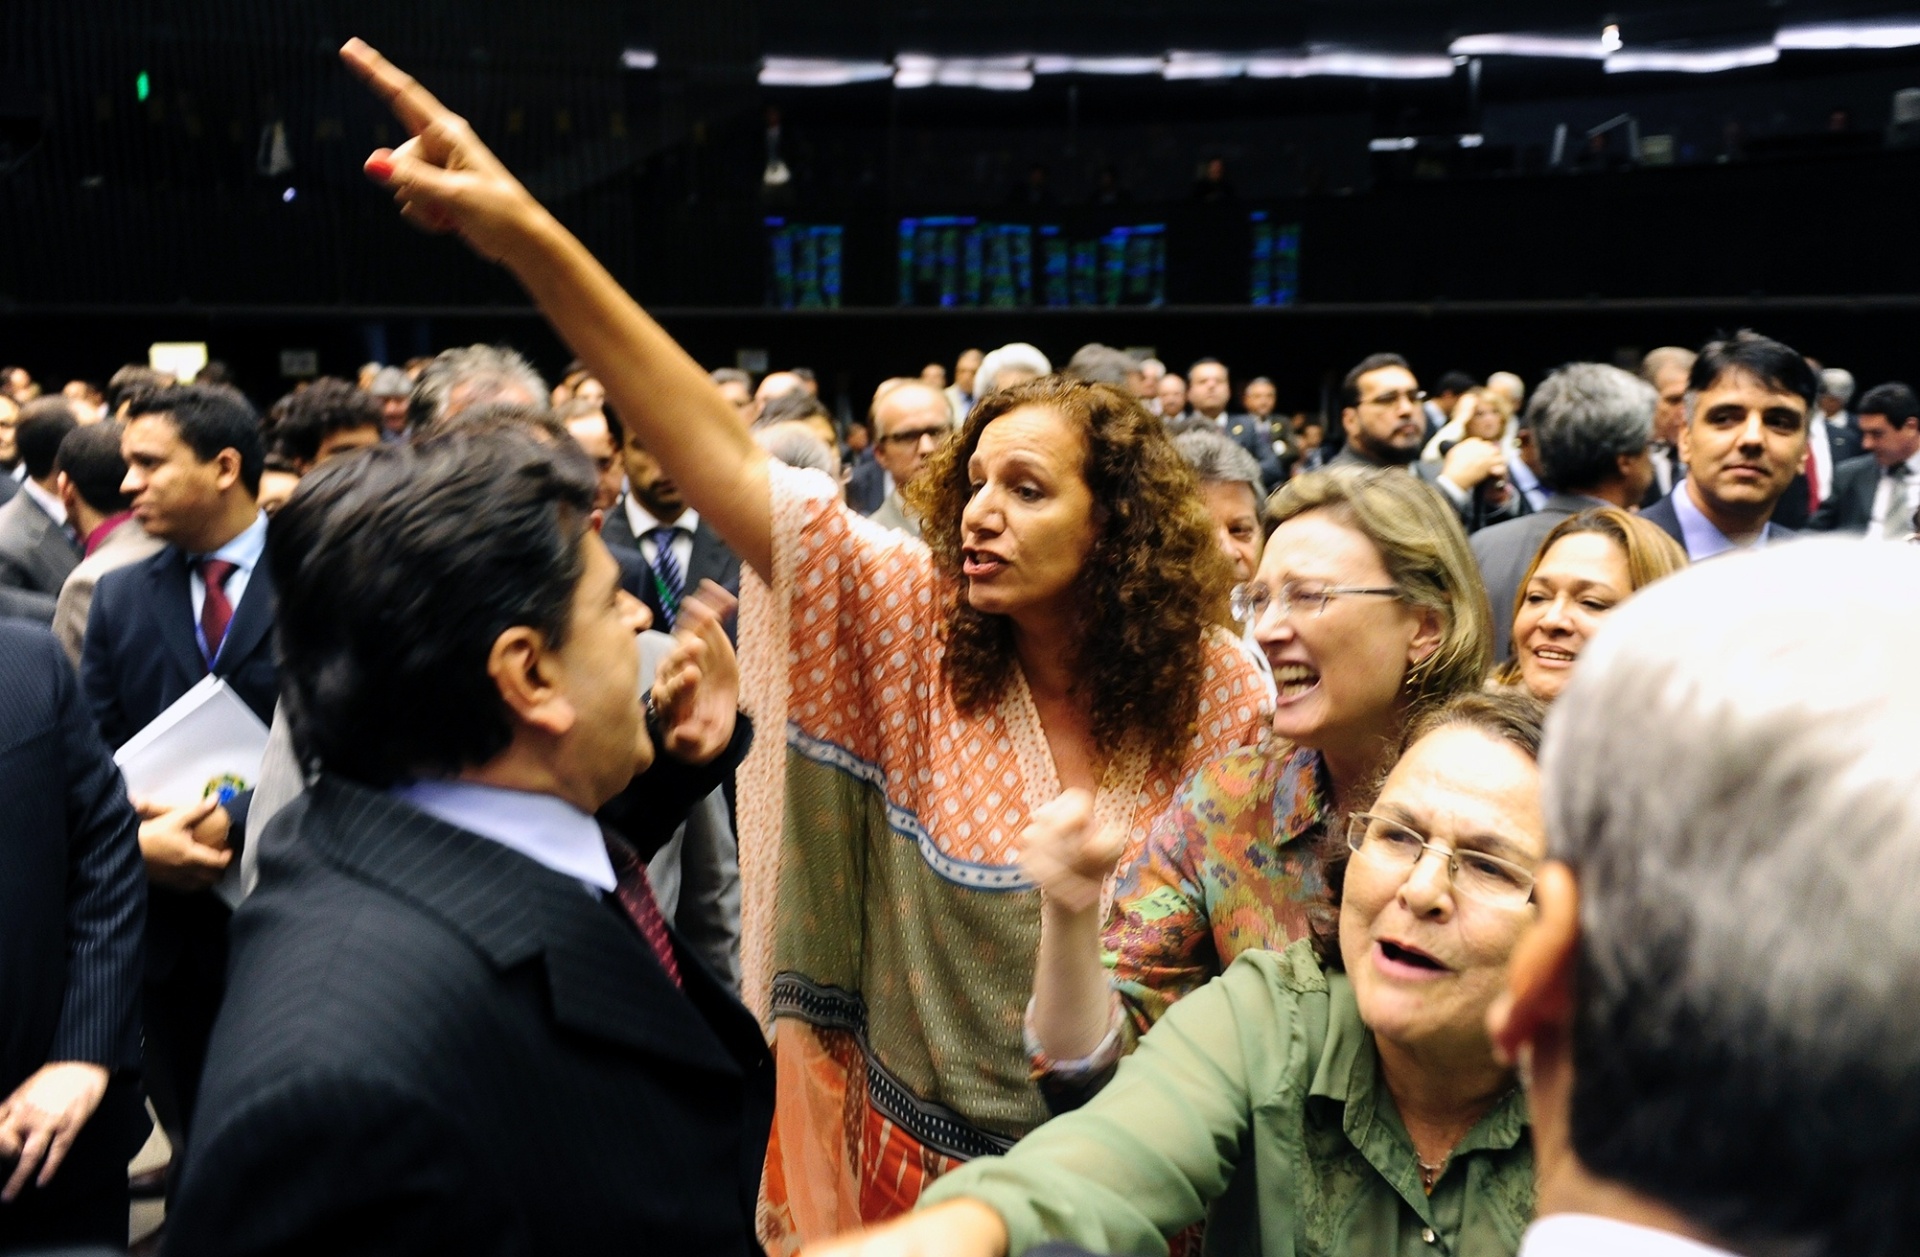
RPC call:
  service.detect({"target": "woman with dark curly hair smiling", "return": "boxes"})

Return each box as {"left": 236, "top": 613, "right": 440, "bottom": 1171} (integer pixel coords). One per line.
{"left": 337, "top": 40, "right": 1270, "bottom": 1251}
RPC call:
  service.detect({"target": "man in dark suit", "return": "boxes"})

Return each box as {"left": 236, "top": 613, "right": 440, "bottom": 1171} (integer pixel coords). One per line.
{"left": 1177, "top": 358, "right": 1286, "bottom": 492}
{"left": 166, "top": 427, "right": 771, "bottom": 1255}
{"left": 1810, "top": 382, "right": 1920, "bottom": 539}
{"left": 1637, "top": 346, "right": 1695, "bottom": 508}
{"left": 0, "top": 398, "right": 82, "bottom": 606}
{"left": 601, "top": 403, "right": 740, "bottom": 630}
{"left": 0, "top": 623, "right": 148, "bottom": 1250}
{"left": 1642, "top": 331, "right": 1813, "bottom": 560}
{"left": 1470, "top": 363, "right": 1657, "bottom": 659}
{"left": 80, "top": 385, "right": 274, "bottom": 1154}
{"left": 0, "top": 394, "right": 20, "bottom": 507}
{"left": 1326, "top": 352, "right": 1512, "bottom": 530}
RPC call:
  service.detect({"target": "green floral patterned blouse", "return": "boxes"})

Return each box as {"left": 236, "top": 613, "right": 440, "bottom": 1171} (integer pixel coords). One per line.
{"left": 1104, "top": 742, "right": 1335, "bottom": 1038}
{"left": 927, "top": 941, "right": 1535, "bottom": 1257}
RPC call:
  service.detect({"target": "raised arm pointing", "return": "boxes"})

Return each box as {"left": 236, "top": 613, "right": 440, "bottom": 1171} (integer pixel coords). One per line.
{"left": 340, "top": 38, "right": 774, "bottom": 577}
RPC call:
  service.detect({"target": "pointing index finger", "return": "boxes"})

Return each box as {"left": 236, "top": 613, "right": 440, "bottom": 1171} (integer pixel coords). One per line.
{"left": 340, "top": 37, "right": 449, "bottom": 138}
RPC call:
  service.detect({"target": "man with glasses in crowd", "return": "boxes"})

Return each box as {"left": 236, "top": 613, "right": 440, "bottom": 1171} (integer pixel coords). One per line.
{"left": 1328, "top": 353, "right": 1508, "bottom": 529}
{"left": 866, "top": 380, "right": 951, "bottom": 539}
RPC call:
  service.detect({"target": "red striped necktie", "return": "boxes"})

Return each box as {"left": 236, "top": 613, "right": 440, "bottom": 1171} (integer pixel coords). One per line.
{"left": 198, "top": 557, "right": 238, "bottom": 663}
{"left": 602, "top": 833, "right": 683, "bottom": 989}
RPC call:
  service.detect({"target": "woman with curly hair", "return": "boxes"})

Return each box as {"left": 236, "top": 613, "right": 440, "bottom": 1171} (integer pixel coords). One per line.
{"left": 1025, "top": 466, "right": 1493, "bottom": 1110}
{"left": 339, "top": 42, "right": 1269, "bottom": 1252}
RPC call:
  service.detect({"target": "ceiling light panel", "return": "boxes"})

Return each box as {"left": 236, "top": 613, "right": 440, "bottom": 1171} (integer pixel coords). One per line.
{"left": 1776, "top": 22, "right": 1920, "bottom": 50}
{"left": 1448, "top": 33, "right": 1609, "bottom": 59}
{"left": 759, "top": 57, "right": 895, "bottom": 87}
{"left": 1604, "top": 44, "right": 1779, "bottom": 73}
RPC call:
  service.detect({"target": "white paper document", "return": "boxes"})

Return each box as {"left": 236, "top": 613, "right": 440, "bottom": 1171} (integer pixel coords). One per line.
{"left": 114, "top": 675, "right": 271, "bottom": 909}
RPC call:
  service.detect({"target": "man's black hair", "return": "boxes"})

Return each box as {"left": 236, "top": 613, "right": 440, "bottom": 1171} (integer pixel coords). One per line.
{"left": 1856, "top": 382, "right": 1920, "bottom": 428}
{"left": 127, "top": 385, "right": 266, "bottom": 495}
{"left": 269, "top": 378, "right": 382, "bottom": 465}
{"left": 55, "top": 421, "right": 132, "bottom": 514}
{"left": 269, "top": 427, "right": 598, "bottom": 788}
{"left": 15, "top": 397, "right": 79, "bottom": 482}
{"left": 1342, "top": 353, "right": 1414, "bottom": 407}
{"left": 1690, "top": 330, "right": 1818, "bottom": 409}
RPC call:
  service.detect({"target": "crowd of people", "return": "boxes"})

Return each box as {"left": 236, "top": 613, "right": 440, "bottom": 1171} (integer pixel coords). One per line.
{"left": 2, "top": 37, "right": 1918, "bottom": 1257}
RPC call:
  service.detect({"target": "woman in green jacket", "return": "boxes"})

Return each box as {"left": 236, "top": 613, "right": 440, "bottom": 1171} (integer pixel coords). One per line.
{"left": 807, "top": 689, "right": 1547, "bottom": 1257}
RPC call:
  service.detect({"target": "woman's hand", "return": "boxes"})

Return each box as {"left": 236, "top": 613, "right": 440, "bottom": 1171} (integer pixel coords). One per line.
{"left": 1019, "top": 788, "right": 1125, "bottom": 915}
{"left": 800, "top": 1200, "right": 1010, "bottom": 1257}
{"left": 340, "top": 38, "right": 549, "bottom": 266}
{"left": 649, "top": 581, "right": 740, "bottom": 765}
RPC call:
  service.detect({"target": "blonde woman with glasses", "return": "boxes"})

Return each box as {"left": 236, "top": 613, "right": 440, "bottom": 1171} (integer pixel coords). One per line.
{"left": 1021, "top": 466, "right": 1493, "bottom": 1110}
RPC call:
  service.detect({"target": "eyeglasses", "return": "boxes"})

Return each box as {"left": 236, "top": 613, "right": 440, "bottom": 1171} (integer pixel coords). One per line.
{"left": 878, "top": 425, "right": 951, "bottom": 448}
{"left": 1230, "top": 580, "right": 1400, "bottom": 623}
{"left": 1363, "top": 389, "right": 1427, "bottom": 408}
{"left": 1346, "top": 812, "right": 1536, "bottom": 908}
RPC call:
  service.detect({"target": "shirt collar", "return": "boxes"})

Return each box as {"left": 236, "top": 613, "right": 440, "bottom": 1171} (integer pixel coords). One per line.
{"left": 196, "top": 510, "right": 269, "bottom": 571}
{"left": 85, "top": 510, "right": 134, "bottom": 556}
{"left": 1520, "top": 1215, "right": 1740, "bottom": 1257}
{"left": 21, "top": 476, "right": 68, "bottom": 527}
{"left": 394, "top": 780, "right": 615, "bottom": 893}
{"left": 1673, "top": 482, "right": 1769, "bottom": 559}
{"left": 1308, "top": 970, "right": 1529, "bottom": 1208}
{"left": 624, "top": 494, "right": 698, "bottom": 541}
{"left": 1273, "top": 744, "right": 1329, "bottom": 843}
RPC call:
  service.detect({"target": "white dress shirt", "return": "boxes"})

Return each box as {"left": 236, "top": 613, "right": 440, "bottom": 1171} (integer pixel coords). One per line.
{"left": 1868, "top": 449, "right": 1920, "bottom": 541}
{"left": 189, "top": 511, "right": 269, "bottom": 657}
{"left": 1672, "top": 483, "right": 1774, "bottom": 560}
{"left": 1507, "top": 452, "right": 1549, "bottom": 513}
{"left": 395, "top": 780, "right": 615, "bottom": 895}
{"left": 623, "top": 495, "right": 697, "bottom": 578}
{"left": 20, "top": 476, "right": 69, "bottom": 528}
{"left": 1519, "top": 1214, "right": 1737, "bottom": 1257}
{"left": 1806, "top": 414, "right": 1835, "bottom": 504}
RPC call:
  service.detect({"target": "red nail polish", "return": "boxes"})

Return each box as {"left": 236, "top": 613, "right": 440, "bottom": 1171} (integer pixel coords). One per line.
{"left": 366, "top": 158, "right": 394, "bottom": 182}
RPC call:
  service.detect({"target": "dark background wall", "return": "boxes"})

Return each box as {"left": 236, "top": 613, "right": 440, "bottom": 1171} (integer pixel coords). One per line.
{"left": 3, "top": 0, "right": 1918, "bottom": 414}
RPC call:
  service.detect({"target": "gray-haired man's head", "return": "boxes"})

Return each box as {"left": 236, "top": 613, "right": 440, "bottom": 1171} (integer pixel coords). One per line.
{"left": 1515, "top": 539, "right": 1920, "bottom": 1257}
{"left": 412, "top": 345, "right": 549, "bottom": 435}
{"left": 1524, "top": 363, "right": 1655, "bottom": 503}
{"left": 1818, "top": 367, "right": 1856, "bottom": 417}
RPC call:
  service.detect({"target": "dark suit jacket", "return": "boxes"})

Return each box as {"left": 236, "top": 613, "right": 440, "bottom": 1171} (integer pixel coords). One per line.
{"left": 0, "top": 622, "right": 147, "bottom": 1089}
{"left": 0, "top": 583, "right": 57, "bottom": 623}
{"left": 1808, "top": 454, "right": 1882, "bottom": 533}
{"left": 1325, "top": 444, "right": 1510, "bottom": 531}
{"left": 846, "top": 450, "right": 887, "bottom": 515}
{"left": 0, "top": 623, "right": 151, "bottom": 1209}
{"left": 1169, "top": 413, "right": 1287, "bottom": 492}
{"left": 602, "top": 507, "right": 742, "bottom": 630}
{"left": 80, "top": 542, "right": 279, "bottom": 750}
{"left": 0, "top": 489, "right": 81, "bottom": 596}
{"left": 1642, "top": 491, "right": 1798, "bottom": 556}
{"left": 1770, "top": 422, "right": 1864, "bottom": 529}
{"left": 166, "top": 776, "right": 774, "bottom": 1257}
{"left": 80, "top": 542, "right": 277, "bottom": 995}
{"left": 1469, "top": 492, "right": 1613, "bottom": 661}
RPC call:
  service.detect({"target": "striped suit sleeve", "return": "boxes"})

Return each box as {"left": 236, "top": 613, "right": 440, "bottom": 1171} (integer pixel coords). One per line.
{"left": 49, "top": 632, "right": 147, "bottom": 1069}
